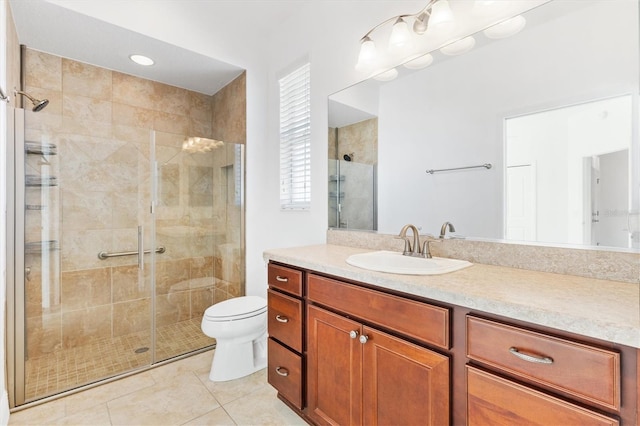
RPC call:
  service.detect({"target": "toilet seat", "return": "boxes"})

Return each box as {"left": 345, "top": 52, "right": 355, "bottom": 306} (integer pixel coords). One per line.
{"left": 204, "top": 296, "right": 267, "bottom": 321}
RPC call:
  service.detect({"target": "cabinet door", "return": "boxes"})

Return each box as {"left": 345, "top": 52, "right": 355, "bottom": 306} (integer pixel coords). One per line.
{"left": 362, "top": 327, "right": 450, "bottom": 426}
{"left": 307, "top": 305, "right": 363, "bottom": 426}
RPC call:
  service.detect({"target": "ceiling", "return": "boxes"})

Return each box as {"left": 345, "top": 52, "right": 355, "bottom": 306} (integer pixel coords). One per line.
{"left": 9, "top": 0, "right": 310, "bottom": 95}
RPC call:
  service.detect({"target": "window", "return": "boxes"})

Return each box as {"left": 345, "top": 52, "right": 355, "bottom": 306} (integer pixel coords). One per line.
{"left": 279, "top": 62, "right": 311, "bottom": 210}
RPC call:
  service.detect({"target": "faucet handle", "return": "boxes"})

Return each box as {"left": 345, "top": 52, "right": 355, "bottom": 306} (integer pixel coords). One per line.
{"left": 395, "top": 235, "right": 412, "bottom": 254}
{"left": 421, "top": 236, "right": 441, "bottom": 259}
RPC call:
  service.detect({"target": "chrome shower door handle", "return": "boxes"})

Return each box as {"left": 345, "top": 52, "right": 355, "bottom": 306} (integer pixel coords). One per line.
{"left": 137, "top": 225, "right": 144, "bottom": 271}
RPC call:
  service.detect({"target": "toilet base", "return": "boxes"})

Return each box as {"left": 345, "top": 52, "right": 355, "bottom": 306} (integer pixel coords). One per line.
{"left": 209, "top": 332, "right": 267, "bottom": 382}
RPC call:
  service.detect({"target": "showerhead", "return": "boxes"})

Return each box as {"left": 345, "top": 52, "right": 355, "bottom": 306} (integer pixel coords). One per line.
{"left": 343, "top": 152, "right": 354, "bottom": 162}
{"left": 15, "top": 90, "right": 49, "bottom": 112}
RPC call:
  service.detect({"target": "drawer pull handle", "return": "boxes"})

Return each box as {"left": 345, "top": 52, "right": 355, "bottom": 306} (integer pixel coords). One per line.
{"left": 275, "top": 315, "right": 289, "bottom": 323}
{"left": 349, "top": 330, "right": 359, "bottom": 339}
{"left": 359, "top": 334, "right": 369, "bottom": 344}
{"left": 509, "top": 347, "right": 553, "bottom": 364}
{"left": 275, "top": 276, "right": 289, "bottom": 282}
{"left": 275, "top": 367, "right": 289, "bottom": 377}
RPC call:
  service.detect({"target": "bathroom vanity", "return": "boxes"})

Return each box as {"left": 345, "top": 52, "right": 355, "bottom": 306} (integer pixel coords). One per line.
{"left": 264, "top": 244, "right": 639, "bottom": 425}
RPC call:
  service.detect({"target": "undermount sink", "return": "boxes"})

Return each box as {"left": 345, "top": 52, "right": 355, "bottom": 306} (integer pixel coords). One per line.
{"left": 346, "top": 250, "right": 472, "bottom": 275}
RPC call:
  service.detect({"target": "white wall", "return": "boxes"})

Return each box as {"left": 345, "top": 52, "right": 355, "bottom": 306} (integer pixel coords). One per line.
{"left": 1, "top": 1, "right": 10, "bottom": 423}
{"left": 376, "top": 1, "right": 638, "bottom": 239}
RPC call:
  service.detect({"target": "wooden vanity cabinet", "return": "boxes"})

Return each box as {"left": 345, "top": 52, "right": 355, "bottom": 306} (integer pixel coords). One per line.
{"left": 306, "top": 274, "right": 450, "bottom": 426}
{"left": 466, "top": 315, "right": 623, "bottom": 425}
{"left": 266, "top": 264, "right": 304, "bottom": 410}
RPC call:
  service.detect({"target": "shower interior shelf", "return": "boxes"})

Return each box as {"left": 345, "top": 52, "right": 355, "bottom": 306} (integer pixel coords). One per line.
{"left": 329, "top": 174, "right": 345, "bottom": 182}
{"left": 25, "top": 175, "right": 58, "bottom": 187}
{"left": 25, "top": 240, "right": 60, "bottom": 254}
{"left": 25, "top": 142, "right": 57, "bottom": 156}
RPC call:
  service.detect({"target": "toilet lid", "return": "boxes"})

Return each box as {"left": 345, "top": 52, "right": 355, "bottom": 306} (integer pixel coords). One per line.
{"left": 204, "top": 296, "right": 267, "bottom": 320}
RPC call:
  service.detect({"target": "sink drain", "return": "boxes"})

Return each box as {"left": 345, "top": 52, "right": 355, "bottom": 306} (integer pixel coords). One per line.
{"left": 134, "top": 347, "right": 150, "bottom": 354}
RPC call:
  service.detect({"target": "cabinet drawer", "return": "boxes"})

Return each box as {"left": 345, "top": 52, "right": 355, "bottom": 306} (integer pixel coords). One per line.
{"left": 467, "top": 366, "right": 619, "bottom": 426}
{"left": 308, "top": 274, "right": 449, "bottom": 349}
{"left": 268, "top": 338, "right": 303, "bottom": 410}
{"left": 268, "top": 289, "right": 303, "bottom": 353}
{"left": 466, "top": 316, "right": 620, "bottom": 410}
{"left": 268, "top": 263, "right": 303, "bottom": 296}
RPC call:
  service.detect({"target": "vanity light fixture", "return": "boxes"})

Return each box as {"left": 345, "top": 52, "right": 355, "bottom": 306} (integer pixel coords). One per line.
{"left": 403, "top": 53, "right": 434, "bottom": 70}
{"left": 440, "top": 36, "right": 476, "bottom": 55}
{"left": 373, "top": 68, "right": 399, "bottom": 81}
{"left": 355, "top": 0, "right": 454, "bottom": 71}
{"left": 483, "top": 15, "right": 526, "bottom": 39}
{"left": 129, "top": 54, "right": 154, "bottom": 66}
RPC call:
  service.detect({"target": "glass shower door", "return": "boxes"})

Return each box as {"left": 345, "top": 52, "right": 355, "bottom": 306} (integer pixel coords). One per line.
{"left": 17, "top": 108, "right": 155, "bottom": 404}
{"left": 152, "top": 130, "right": 243, "bottom": 362}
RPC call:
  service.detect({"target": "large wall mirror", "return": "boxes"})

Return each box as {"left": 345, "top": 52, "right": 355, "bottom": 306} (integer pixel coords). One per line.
{"left": 328, "top": 0, "right": 640, "bottom": 251}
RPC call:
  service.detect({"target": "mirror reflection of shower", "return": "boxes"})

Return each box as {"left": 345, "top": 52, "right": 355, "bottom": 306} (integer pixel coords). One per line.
{"left": 328, "top": 118, "right": 378, "bottom": 231}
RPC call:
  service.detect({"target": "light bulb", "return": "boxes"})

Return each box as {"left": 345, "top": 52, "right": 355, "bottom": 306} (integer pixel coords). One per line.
{"left": 440, "top": 36, "right": 476, "bottom": 55}
{"left": 413, "top": 12, "right": 429, "bottom": 35}
{"left": 389, "top": 17, "right": 412, "bottom": 48}
{"left": 356, "top": 36, "right": 377, "bottom": 71}
{"left": 483, "top": 15, "right": 526, "bottom": 39}
{"left": 429, "top": 0, "right": 455, "bottom": 32}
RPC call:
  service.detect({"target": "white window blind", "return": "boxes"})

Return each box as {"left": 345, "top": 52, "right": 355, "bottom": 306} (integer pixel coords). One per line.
{"left": 279, "top": 62, "right": 311, "bottom": 210}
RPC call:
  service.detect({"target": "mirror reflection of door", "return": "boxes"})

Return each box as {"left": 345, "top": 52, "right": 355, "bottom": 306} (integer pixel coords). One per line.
{"left": 506, "top": 164, "right": 536, "bottom": 240}
{"left": 588, "top": 150, "right": 629, "bottom": 247}
{"left": 505, "top": 94, "right": 633, "bottom": 248}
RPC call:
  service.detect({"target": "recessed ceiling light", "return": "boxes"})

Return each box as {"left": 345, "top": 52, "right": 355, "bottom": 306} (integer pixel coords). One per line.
{"left": 129, "top": 54, "right": 154, "bottom": 66}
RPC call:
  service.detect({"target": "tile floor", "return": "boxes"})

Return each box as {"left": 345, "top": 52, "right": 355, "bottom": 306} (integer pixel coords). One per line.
{"left": 10, "top": 350, "right": 307, "bottom": 426}
{"left": 25, "top": 319, "right": 214, "bottom": 401}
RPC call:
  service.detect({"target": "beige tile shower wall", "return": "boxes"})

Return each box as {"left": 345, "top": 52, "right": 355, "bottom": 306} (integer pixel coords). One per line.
{"left": 22, "top": 49, "right": 243, "bottom": 358}
{"left": 332, "top": 118, "right": 378, "bottom": 165}
{"left": 212, "top": 72, "right": 246, "bottom": 144}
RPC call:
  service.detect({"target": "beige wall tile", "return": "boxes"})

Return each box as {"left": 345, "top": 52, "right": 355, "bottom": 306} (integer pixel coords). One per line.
{"left": 26, "top": 313, "right": 62, "bottom": 357}
{"left": 151, "top": 80, "right": 190, "bottom": 116}
{"left": 156, "top": 291, "right": 190, "bottom": 327}
{"left": 212, "top": 72, "right": 246, "bottom": 144}
{"left": 156, "top": 259, "right": 190, "bottom": 295}
{"left": 188, "top": 91, "right": 213, "bottom": 122}
{"left": 112, "top": 299, "right": 151, "bottom": 337}
{"left": 25, "top": 49, "right": 62, "bottom": 91}
{"left": 154, "top": 110, "right": 190, "bottom": 135}
{"left": 112, "top": 102, "right": 155, "bottom": 129}
{"left": 62, "top": 305, "right": 112, "bottom": 349}
{"left": 335, "top": 117, "right": 378, "bottom": 166}
{"left": 112, "top": 264, "right": 151, "bottom": 302}
{"left": 62, "top": 94, "right": 112, "bottom": 124}
{"left": 190, "top": 287, "right": 213, "bottom": 319}
{"left": 112, "top": 72, "right": 156, "bottom": 109}
{"left": 61, "top": 268, "right": 111, "bottom": 312}
{"left": 190, "top": 256, "right": 213, "bottom": 278}
{"left": 62, "top": 58, "right": 112, "bottom": 101}
{"left": 61, "top": 188, "right": 112, "bottom": 231}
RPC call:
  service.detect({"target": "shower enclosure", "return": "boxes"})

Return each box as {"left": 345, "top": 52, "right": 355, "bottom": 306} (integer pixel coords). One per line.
{"left": 7, "top": 51, "right": 245, "bottom": 406}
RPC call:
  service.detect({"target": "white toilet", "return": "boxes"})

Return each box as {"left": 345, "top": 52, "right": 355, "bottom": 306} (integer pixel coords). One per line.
{"left": 201, "top": 295, "right": 267, "bottom": 382}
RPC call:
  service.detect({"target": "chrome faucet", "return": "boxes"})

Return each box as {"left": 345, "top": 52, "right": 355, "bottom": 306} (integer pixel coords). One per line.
{"left": 439, "top": 221, "right": 456, "bottom": 239}
{"left": 398, "top": 224, "right": 439, "bottom": 259}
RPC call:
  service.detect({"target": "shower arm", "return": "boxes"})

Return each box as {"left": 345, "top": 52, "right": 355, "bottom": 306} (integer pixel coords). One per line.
{"left": 0, "top": 87, "right": 8, "bottom": 102}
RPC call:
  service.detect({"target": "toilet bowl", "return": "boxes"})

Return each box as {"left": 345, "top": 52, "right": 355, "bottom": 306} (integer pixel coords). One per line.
{"left": 201, "top": 295, "right": 267, "bottom": 382}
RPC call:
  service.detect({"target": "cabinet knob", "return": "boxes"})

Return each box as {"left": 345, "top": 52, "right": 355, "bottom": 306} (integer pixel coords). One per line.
{"left": 349, "top": 330, "right": 359, "bottom": 339}
{"left": 359, "top": 335, "right": 369, "bottom": 344}
{"left": 275, "top": 315, "right": 289, "bottom": 323}
{"left": 275, "top": 366, "right": 289, "bottom": 377}
{"left": 275, "top": 276, "right": 289, "bottom": 282}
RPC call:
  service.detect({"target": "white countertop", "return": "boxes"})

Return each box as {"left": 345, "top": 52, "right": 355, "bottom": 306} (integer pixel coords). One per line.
{"left": 264, "top": 244, "right": 640, "bottom": 349}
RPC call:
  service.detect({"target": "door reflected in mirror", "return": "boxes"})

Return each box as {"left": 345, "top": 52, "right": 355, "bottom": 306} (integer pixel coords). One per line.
{"left": 505, "top": 95, "right": 634, "bottom": 248}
